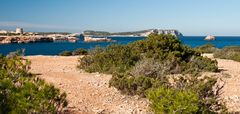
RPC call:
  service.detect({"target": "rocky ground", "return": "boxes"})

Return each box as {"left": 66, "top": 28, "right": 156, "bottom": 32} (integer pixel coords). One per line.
{"left": 26, "top": 54, "right": 240, "bottom": 113}
{"left": 26, "top": 56, "right": 151, "bottom": 114}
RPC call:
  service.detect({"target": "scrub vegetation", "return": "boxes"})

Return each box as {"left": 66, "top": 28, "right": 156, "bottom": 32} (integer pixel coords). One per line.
{"left": 0, "top": 53, "right": 68, "bottom": 113}
{"left": 79, "top": 34, "right": 227, "bottom": 113}
{"left": 214, "top": 46, "right": 240, "bottom": 62}
{"left": 59, "top": 48, "right": 88, "bottom": 56}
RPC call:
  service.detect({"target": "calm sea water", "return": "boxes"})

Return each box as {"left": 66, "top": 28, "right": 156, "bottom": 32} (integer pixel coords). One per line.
{"left": 0, "top": 36, "right": 240, "bottom": 55}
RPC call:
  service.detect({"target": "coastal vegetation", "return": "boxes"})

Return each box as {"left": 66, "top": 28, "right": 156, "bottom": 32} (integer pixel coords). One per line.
{"left": 214, "top": 46, "right": 240, "bottom": 62}
{"left": 59, "top": 51, "right": 73, "bottom": 56}
{"left": 79, "top": 34, "right": 226, "bottom": 113}
{"left": 196, "top": 44, "right": 240, "bottom": 62}
{"left": 196, "top": 43, "right": 218, "bottom": 53}
{"left": 59, "top": 48, "right": 88, "bottom": 56}
{"left": 0, "top": 52, "right": 68, "bottom": 113}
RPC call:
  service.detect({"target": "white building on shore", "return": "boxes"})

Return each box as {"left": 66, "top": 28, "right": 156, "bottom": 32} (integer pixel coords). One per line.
{"left": 16, "top": 28, "right": 23, "bottom": 34}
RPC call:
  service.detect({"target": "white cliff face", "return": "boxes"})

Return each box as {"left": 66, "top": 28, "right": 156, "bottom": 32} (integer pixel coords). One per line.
{"left": 156, "top": 29, "right": 183, "bottom": 36}
{"left": 141, "top": 29, "right": 183, "bottom": 37}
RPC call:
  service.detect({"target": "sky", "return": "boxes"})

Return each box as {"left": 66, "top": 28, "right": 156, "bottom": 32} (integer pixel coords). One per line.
{"left": 0, "top": 0, "right": 240, "bottom": 36}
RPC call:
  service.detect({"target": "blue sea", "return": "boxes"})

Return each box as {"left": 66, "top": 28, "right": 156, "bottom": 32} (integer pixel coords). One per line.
{"left": 0, "top": 36, "right": 240, "bottom": 55}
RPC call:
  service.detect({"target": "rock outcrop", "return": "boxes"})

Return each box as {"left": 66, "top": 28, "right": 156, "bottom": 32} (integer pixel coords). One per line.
{"left": 205, "top": 35, "right": 216, "bottom": 40}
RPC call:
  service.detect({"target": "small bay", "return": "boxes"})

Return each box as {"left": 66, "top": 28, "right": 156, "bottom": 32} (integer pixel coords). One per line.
{"left": 0, "top": 36, "right": 240, "bottom": 55}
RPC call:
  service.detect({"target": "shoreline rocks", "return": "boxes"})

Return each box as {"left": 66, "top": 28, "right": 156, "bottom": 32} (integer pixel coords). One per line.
{"left": 0, "top": 36, "right": 78, "bottom": 44}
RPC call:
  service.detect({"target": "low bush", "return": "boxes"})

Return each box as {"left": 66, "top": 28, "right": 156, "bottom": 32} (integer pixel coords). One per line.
{"left": 59, "top": 48, "right": 88, "bottom": 56}
{"left": 182, "top": 56, "right": 219, "bottom": 73}
{"left": 196, "top": 43, "right": 218, "bottom": 53}
{"left": 109, "top": 73, "right": 164, "bottom": 96}
{"left": 59, "top": 50, "right": 73, "bottom": 56}
{"left": 146, "top": 86, "right": 199, "bottom": 114}
{"left": 128, "top": 58, "right": 172, "bottom": 79}
{"left": 177, "top": 76, "right": 227, "bottom": 113}
{"left": 146, "top": 75, "right": 227, "bottom": 113}
{"left": 0, "top": 53, "right": 68, "bottom": 113}
{"left": 79, "top": 44, "right": 140, "bottom": 73}
{"left": 214, "top": 46, "right": 240, "bottom": 62}
{"left": 72, "top": 48, "right": 88, "bottom": 55}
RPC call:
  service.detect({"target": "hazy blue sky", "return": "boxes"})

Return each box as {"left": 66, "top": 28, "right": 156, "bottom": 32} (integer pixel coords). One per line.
{"left": 0, "top": 0, "right": 239, "bottom": 35}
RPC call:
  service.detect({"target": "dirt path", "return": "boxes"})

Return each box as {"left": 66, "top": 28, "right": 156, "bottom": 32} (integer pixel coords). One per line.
{"left": 26, "top": 56, "right": 150, "bottom": 114}
{"left": 204, "top": 54, "right": 240, "bottom": 112}
{"left": 26, "top": 55, "right": 240, "bottom": 113}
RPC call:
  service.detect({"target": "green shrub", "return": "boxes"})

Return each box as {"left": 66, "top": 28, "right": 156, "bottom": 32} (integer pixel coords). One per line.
{"left": 196, "top": 43, "right": 218, "bottom": 53}
{"left": 178, "top": 76, "right": 227, "bottom": 113}
{"left": 214, "top": 46, "right": 240, "bottom": 62}
{"left": 146, "top": 86, "right": 199, "bottom": 114}
{"left": 72, "top": 48, "right": 88, "bottom": 55}
{"left": 128, "top": 58, "right": 172, "bottom": 79}
{"left": 0, "top": 54, "right": 68, "bottom": 113}
{"left": 129, "top": 34, "right": 200, "bottom": 62}
{"left": 59, "top": 50, "right": 73, "bottom": 56}
{"left": 147, "top": 76, "right": 227, "bottom": 114}
{"left": 181, "top": 56, "right": 219, "bottom": 73}
{"left": 79, "top": 44, "right": 140, "bottom": 73}
{"left": 109, "top": 73, "right": 164, "bottom": 96}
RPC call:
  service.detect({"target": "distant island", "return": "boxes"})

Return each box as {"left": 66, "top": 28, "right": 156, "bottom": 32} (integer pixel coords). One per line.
{"left": 83, "top": 29, "right": 183, "bottom": 37}
{"left": 83, "top": 29, "right": 183, "bottom": 42}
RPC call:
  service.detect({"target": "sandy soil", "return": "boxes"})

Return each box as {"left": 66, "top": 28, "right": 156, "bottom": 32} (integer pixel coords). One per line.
{"left": 26, "top": 54, "right": 240, "bottom": 113}
{"left": 26, "top": 56, "right": 151, "bottom": 114}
